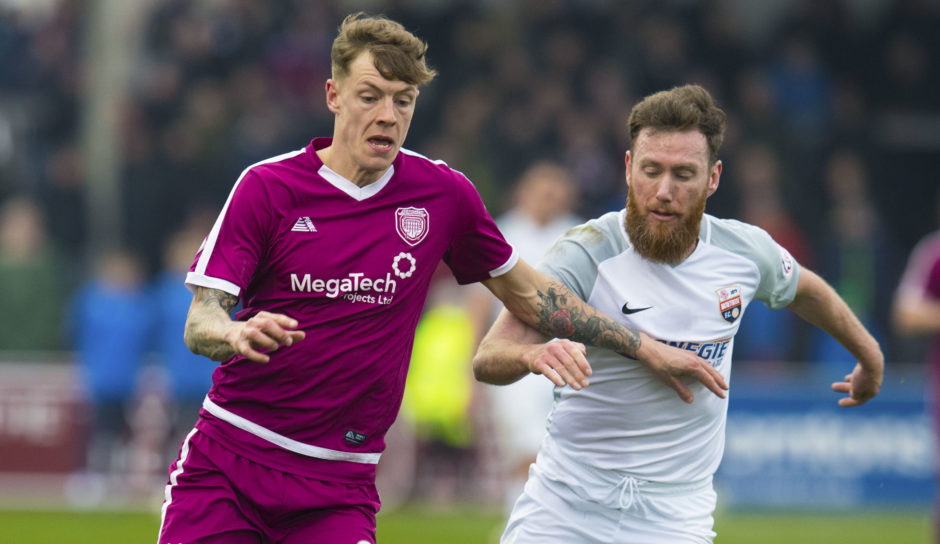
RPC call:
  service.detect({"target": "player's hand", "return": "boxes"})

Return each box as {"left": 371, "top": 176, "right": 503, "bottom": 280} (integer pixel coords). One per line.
{"left": 831, "top": 362, "right": 882, "bottom": 407}
{"left": 638, "top": 339, "right": 728, "bottom": 403}
{"left": 224, "top": 311, "right": 306, "bottom": 363}
{"left": 524, "top": 339, "right": 592, "bottom": 390}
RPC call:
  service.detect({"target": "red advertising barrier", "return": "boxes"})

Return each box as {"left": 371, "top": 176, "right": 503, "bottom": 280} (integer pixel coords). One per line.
{"left": 0, "top": 362, "right": 87, "bottom": 473}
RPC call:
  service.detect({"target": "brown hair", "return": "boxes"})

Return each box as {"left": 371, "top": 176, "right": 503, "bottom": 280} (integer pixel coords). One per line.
{"left": 331, "top": 12, "right": 437, "bottom": 87}
{"left": 627, "top": 84, "right": 727, "bottom": 164}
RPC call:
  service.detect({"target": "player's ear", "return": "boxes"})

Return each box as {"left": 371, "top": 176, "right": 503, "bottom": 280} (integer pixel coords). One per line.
{"left": 624, "top": 151, "right": 632, "bottom": 188}
{"left": 325, "top": 79, "right": 340, "bottom": 114}
{"left": 707, "top": 159, "right": 721, "bottom": 197}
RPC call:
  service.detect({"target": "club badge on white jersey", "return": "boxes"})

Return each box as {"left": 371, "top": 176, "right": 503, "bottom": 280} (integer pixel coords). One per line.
{"left": 716, "top": 285, "right": 743, "bottom": 323}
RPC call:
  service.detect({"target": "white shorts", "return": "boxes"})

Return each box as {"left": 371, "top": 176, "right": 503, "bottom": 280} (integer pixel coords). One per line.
{"left": 501, "top": 465, "right": 717, "bottom": 544}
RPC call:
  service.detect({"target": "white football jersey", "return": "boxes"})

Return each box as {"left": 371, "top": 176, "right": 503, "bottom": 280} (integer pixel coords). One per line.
{"left": 536, "top": 209, "right": 800, "bottom": 485}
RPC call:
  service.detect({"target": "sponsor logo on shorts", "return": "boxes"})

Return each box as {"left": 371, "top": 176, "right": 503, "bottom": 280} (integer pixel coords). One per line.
{"left": 344, "top": 429, "right": 368, "bottom": 446}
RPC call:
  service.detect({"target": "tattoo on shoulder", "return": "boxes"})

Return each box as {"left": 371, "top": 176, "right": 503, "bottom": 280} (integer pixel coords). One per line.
{"left": 535, "top": 280, "right": 641, "bottom": 357}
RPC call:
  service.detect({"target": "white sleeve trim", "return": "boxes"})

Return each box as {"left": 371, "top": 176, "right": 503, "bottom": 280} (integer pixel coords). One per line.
{"left": 202, "top": 397, "right": 382, "bottom": 464}
{"left": 185, "top": 272, "right": 242, "bottom": 297}
{"left": 194, "top": 147, "right": 307, "bottom": 276}
{"left": 489, "top": 248, "right": 520, "bottom": 278}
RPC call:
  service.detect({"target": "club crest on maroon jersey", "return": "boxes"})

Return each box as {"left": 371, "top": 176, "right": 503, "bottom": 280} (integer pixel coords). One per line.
{"left": 395, "top": 207, "right": 429, "bottom": 246}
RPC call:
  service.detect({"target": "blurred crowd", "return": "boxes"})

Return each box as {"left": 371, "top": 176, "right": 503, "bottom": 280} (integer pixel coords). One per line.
{"left": 0, "top": 0, "right": 938, "bottom": 505}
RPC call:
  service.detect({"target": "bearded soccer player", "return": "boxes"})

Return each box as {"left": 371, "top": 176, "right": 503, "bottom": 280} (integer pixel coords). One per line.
{"left": 156, "top": 14, "right": 730, "bottom": 544}
{"left": 473, "top": 84, "right": 884, "bottom": 544}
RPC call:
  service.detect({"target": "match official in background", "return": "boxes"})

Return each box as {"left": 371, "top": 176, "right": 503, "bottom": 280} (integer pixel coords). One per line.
{"left": 474, "top": 84, "right": 884, "bottom": 544}
{"left": 157, "top": 14, "right": 728, "bottom": 544}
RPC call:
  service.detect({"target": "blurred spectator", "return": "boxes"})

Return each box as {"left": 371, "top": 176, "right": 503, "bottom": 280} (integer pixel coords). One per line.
{"left": 496, "top": 161, "right": 584, "bottom": 259}
{"left": 637, "top": 15, "right": 694, "bottom": 95}
{"left": 0, "top": 196, "right": 65, "bottom": 351}
{"left": 42, "top": 140, "right": 87, "bottom": 261}
{"left": 768, "top": 32, "right": 832, "bottom": 147}
{"left": 733, "top": 68, "right": 785, "bottom": 150}
{"left": 870, "top": 0, "right": 939, "bottom": 112}
{"left": 66, "top": 249, "right": 152, "bottom": 493}
{"left": 730, "top": 143, "right": 809, "bottom": 365}
{"left": 150, "top": 222, "right": 215, "bottom": 458}
{"left": 479, "top": 161, "right": 585, "bottom": 511}
{"left": 810, "top": 150, "right": 894, "bottom": 375}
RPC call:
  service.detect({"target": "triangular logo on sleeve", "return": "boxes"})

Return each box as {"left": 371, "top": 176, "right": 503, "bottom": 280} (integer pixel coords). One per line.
{"left": 291, "top": 217, "right": 317, "bottom": 232}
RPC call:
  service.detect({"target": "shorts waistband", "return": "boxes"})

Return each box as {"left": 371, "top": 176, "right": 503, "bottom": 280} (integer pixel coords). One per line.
{"left": 202, "top": 396, "right": 381, "bottom": 464}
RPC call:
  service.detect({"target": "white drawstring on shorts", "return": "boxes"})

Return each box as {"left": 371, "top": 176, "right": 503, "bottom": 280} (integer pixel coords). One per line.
{"left": 617, "top": 475, "right": 641, "bottom": 510}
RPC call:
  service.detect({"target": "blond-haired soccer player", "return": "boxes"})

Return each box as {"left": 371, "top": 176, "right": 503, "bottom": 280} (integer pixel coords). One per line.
{"left": 474, "top": 84, "right": 884, "bottom": 544}
{"left": 157, "top": 16, "right": 728, "bottom": 544}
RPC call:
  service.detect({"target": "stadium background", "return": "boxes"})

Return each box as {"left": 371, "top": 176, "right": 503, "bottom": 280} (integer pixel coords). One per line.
{"left": 0, "top": 0, "right": 937, "bottom": 542}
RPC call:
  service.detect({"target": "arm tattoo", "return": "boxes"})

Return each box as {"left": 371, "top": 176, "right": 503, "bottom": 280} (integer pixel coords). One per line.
{"left": 200, "top": 286, "right": 239, "bottom": 314}
{"left": 535, "top": 280, "right": 642, "bottom": 358}
{"left": 185, "top": 287, "right": 240, "bottom": 361}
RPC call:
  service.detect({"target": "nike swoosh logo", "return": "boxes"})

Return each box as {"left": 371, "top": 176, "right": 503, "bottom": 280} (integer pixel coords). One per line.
{"left": 622, "top": 302, "right": 652, "bottom": 315}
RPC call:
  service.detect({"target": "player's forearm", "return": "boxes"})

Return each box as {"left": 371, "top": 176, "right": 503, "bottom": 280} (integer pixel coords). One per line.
{"left": 485, "top": 263, "right": 642, "bottom": 359}
{"left": 789, "top": 270, "right": 884, "bottom": 371}
{"left": 892, "top": 296, "right": 940, "bottom": 336}
{"left": 527, "top": 279, "right": 642, "bottom": 357}
{"left": 472, "top": 336, "right": 537, "bottom": 385}
{"left": 184, "top": 286, "right": 240, "bottom": 362}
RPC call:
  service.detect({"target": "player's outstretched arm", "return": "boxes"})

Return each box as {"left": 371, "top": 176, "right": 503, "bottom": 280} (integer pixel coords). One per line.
{"left": 787, "top": 268, "right": 884, "bottom": 407}
{"left": 481, "top": 260, "right": 728, "bottom": 402}
{"left": 184, "top": 286, "right": 305, "bottom": 363}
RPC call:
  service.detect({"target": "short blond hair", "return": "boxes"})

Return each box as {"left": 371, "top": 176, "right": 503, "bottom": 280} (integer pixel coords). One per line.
{"left": 331, "top": 12, "right": 437, "bottom": 87}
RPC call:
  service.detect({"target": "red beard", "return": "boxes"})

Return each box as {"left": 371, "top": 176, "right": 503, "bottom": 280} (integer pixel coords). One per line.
{"left": 624, "top": 184, "right": 706, "bottom": 265}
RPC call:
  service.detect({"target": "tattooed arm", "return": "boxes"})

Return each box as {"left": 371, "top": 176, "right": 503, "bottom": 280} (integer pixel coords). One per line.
{"left": 479, "top": 260, "right": 727, "bottom": 403}
{"left": 184, "top": 286, "right": 306, "bottom": 363}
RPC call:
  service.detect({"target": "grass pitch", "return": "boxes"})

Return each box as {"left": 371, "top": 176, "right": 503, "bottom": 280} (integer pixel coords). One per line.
{"left": 0, "top": 506, "right": 930, "bottom": 543}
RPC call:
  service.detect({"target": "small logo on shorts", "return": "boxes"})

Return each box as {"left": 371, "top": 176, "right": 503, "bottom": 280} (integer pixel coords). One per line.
{"left": 344, "top": 429, "right": 368, "bottom": 446}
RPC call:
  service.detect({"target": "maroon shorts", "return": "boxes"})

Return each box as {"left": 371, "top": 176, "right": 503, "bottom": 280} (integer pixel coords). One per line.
{"left": 158, "top": 429, "right": 380, "bottom": 544}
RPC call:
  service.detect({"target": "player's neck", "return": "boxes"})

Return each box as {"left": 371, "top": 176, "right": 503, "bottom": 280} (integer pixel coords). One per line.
{"left": 316, "top": 146, "right": 386, "bottom": 188}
